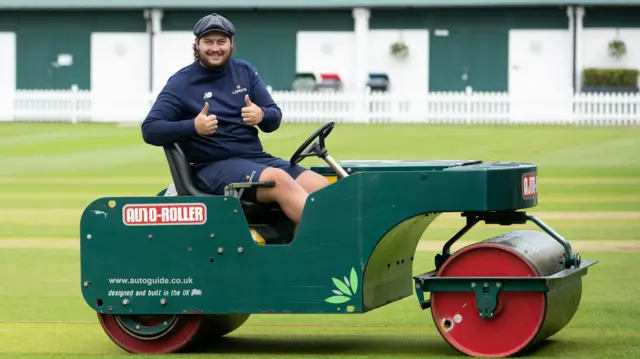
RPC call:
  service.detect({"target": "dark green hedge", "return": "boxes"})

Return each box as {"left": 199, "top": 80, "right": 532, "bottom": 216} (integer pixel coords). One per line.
{"left": 582, "top": 68, "right": 639, "bottom": 88}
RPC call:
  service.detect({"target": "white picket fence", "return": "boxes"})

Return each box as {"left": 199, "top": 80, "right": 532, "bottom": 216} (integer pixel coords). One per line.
{"left": 0, "top": 88, "right": 639, "bottom": 126}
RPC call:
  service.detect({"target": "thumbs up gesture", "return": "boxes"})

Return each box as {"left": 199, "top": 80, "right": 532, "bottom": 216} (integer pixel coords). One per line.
{"left": 194, "top": 102, "right": 218, "bottom": 136}
{"left": 241, "top": 95, "right": 264, "bottom": 126}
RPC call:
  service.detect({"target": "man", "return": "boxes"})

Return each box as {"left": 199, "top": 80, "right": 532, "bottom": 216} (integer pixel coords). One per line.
{"left": 141, "top": 13, "right": 330, "bottom": 227}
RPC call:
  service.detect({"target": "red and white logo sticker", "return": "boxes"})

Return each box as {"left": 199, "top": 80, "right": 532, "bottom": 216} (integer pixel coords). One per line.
{"left": 122, "top": 203, "right": 207, "bottom": 226}
{"left": 522, "top": 173, "right": 537, "bottom": 199}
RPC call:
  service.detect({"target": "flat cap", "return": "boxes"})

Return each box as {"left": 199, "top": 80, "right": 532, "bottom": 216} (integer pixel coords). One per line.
{"left": 193, "top": 13, "right": 236, "bottom": 38}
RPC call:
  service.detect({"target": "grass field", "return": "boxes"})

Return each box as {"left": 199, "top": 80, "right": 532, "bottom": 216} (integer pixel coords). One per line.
{"left": 0, "top": 121, "right": 639, "bottom": 358}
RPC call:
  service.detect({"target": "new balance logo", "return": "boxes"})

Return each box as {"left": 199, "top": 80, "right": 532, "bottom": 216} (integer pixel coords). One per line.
{"left": 203, "top": 92, "right": 212, "bottom": 99}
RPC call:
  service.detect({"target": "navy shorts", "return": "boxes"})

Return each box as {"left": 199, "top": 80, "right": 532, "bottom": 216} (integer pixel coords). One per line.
{"left": 193, "top": 153, "right": 308, "bottom": 202}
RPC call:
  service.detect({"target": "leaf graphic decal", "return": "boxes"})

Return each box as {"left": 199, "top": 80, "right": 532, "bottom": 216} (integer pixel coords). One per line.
{"left": 350, "top": 267, "right": 358, "bottom": 294}
{"left": 332, "top": 278, "right": 352, "bottom": 296}
{"left": 324, "top": 267, "right": 359, "bottom": 306}
{"left": 325, "top": 295, "right": 351, "bottom": 304}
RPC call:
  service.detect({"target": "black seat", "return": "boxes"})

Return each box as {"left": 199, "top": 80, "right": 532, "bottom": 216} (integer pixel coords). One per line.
{"left": 162, "top": 143, "right": 280, "bottom": 221}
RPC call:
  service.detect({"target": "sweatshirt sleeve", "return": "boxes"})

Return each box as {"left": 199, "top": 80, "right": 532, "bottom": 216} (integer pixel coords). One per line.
{"left": 141, "top": 74, "right": 198, "bottom": 146}
{"left": 248, "top": 67, "right": 282, "bottom": 133}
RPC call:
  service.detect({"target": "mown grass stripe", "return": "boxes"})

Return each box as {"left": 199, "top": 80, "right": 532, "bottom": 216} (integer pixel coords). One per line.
{"left": 1, "top": 238, "right": 637, "bottom": 251}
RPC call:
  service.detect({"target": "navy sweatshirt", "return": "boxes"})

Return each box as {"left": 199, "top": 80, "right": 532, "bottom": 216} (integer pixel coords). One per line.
{"left": 141, "top": 58, "right": 282, "bottom": 166}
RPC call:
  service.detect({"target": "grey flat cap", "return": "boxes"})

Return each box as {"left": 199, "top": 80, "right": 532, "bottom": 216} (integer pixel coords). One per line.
{"left": 193, "top": 13, "right": 236, "bottom": 38}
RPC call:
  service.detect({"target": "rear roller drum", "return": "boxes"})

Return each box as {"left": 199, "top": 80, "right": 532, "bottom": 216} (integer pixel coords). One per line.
{"left": 430, "top": 230, "right": 583, "bottom": 358}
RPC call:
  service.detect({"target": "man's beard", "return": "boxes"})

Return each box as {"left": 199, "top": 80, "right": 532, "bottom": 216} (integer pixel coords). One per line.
{"left": 198, "top": 49, "right": 231, "bottom": 70}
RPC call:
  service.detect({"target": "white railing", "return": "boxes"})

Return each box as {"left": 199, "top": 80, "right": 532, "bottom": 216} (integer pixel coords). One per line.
{"left": 0, "top": 88, "right": 639, "bottom": 126}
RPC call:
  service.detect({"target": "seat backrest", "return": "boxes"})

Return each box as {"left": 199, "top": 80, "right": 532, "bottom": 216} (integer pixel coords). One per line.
{"left": 163, "top": 143, "right": 206, "bottom": 196}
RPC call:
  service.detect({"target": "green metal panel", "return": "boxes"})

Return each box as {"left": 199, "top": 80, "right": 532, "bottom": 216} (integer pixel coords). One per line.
{"left": 2, "top": 0, "right": 640, "bottom": 9}
{"left": 371, "top": 7, "right": 567, "bottom": 92}
{"left": 2, "top": 10, "right": 146, "bottom": 90}
{"left": 312, "top": 159, "right": 484, "bottom": 174}
{"left": 583, "top": 6, "right": 640, "bottom": 27}
{"left": 80, "top": 160, "right": 539, "bottom": 315}
{"left": 163, "top": 10, "right": 353, "bottom": 90}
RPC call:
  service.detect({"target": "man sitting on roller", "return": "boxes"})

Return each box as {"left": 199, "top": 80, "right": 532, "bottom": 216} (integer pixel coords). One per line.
{"left": 141, "top": 13, "right": 330, "bottom": 226}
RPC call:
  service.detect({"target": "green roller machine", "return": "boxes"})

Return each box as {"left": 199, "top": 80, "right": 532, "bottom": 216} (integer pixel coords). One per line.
{"left": 79, "top": 122, "right": 597, "bottom": 357}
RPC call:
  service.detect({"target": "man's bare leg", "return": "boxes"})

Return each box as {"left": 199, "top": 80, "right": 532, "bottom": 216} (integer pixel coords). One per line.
{"left": 295, "top": 170, "right": 331, "bottom": 194}
{"left": 255, "top": 167, "right": 308, "bottom": 224}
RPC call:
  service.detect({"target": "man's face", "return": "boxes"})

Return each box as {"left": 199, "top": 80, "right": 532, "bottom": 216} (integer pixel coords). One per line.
{"left": 196, "top": 32, "right": 233, "bottom": 69}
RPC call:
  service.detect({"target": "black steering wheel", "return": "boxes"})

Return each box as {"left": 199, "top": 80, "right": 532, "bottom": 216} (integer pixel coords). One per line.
{"left": 290, "top": 121, "right": 335, "bottom": 165}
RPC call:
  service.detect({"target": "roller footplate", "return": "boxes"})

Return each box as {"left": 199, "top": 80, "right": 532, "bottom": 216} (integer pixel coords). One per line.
{"left": 413, "top": 259, "right": 597, "bottom": 318}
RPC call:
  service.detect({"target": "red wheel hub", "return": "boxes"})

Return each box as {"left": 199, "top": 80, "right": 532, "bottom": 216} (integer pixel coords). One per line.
{"left": 430, "top": 243, "right": 546, "bottom": 358}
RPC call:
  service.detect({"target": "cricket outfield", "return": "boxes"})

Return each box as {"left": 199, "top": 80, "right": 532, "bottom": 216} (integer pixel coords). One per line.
{"left": 0, "top": 122, "right": 639, "bottom": 358}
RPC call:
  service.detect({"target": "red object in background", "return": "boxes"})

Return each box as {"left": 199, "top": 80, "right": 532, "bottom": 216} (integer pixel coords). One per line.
{"left": 320, "top": 73, "right": 342, "bottom": 82}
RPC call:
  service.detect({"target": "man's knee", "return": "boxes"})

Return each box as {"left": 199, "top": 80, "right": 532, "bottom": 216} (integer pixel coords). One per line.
{"left": 260, "top": 167, "right": 296, "bottom": 187}
{"left": 296, "top": 170, "right": 331, "bottom": 193}
{"left": 255, "top": 168, "right": 299, "bottom": 202}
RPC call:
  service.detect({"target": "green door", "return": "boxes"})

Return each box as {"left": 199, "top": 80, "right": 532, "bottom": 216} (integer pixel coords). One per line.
{"left": 162, "top": 10, "right": 353, "bottom": 91}
{"left": 429, "top": 27, "right": 508, "bottom": 92}
{"left": 17, "top": 29, "right": 90, "bottom": 90}
{"left": 429, "top": 28, "right": 467, "bottom": 92}
{"left": 465, "top": 28, "right": 508, "bottom": 92}
{"left": 228, "top": 21, "right": 295, "bottom": 91}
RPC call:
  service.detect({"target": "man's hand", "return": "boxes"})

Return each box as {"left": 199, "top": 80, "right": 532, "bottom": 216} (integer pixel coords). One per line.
{"left": 241, "top": 95, "right": 264, "bottom": 126}
{"left": 194, "top": 102, "right": 218, "bottom": 136}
